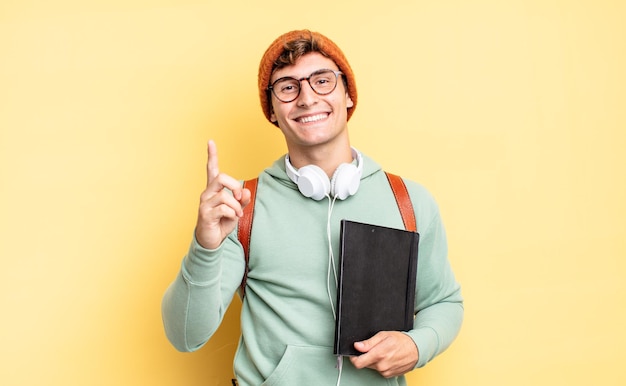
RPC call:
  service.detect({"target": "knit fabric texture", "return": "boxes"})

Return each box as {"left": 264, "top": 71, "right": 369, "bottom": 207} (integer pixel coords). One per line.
{"left": 258, "top": 30, "right": 358, "bottom": 124}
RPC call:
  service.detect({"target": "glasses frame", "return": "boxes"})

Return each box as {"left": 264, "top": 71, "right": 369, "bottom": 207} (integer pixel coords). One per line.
{"left": 267, "top": 69, "right": 344, "bottom": 103}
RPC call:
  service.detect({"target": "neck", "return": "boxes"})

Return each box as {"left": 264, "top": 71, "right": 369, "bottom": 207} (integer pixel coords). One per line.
{"left": 287, "top": 143, "right": 354, "bottom": 177}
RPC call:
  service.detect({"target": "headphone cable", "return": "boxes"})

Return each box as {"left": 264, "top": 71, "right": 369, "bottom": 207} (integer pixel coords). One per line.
{"left": 326, "top": 194, "right": 339, "bottom": 320}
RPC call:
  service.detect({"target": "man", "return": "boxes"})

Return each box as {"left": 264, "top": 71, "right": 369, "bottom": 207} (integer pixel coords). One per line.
{"left": 162, "top": 30, "right": 463, "bottom": 385}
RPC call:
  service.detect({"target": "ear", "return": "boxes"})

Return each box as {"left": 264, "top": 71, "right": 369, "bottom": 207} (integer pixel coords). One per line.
{"left": 346, "top": 93, "right": 354, "bottom": 109}
{"left": 268, "top": 93, "right": 278, "bottom": 122}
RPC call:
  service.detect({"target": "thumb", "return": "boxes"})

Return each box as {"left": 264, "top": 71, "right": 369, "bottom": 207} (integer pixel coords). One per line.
{"left": 354, "top": 332, "right": 385, "bottom": 353}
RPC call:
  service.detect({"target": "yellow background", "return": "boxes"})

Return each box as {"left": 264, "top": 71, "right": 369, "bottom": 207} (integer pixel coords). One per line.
{"left": 1, "top": 0, "right": 624, "bottom": 385}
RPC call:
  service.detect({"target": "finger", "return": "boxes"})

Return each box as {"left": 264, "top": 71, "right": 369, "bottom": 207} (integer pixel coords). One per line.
{"left": 206, "top": 140, "right": 219, "bottom": 188}
{"left": 355, "top": 332, "right": 386, "bottom": 353}
{"left": 198, "top": 190, "right": 244, "bottom": 223}
{"left": 350, "top": 349, "right": 375, "bottom": 370}
{"left": 201, "top": 172, "right": 245, "bottom": 200}
{"left": 349, "top": 332, "right": 388, "bottom": 369}
{"left": 215, "top": 188, "right": 247, "bottom": 218}
{"left": 238, "top": 188, "right": 252, "bottom": 210}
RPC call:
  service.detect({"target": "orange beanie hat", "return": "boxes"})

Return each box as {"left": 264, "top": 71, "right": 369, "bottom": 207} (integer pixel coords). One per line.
{"left": 258, "top": 30, "right": 358, "bottom": 124}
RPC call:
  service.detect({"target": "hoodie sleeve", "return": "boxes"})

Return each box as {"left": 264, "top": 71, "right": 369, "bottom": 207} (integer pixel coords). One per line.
{"left": 161, "top": 231, "right": 245, "bottom": 352}
{"left": 404, "top": 184, "right": 464, "bottom": 368}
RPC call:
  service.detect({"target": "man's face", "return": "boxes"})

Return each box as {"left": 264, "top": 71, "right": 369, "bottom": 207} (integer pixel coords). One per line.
{"left": 269, "top": 52, "right": 354, "bottom": 149}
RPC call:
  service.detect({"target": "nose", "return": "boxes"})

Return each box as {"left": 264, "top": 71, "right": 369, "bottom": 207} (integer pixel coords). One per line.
{"left": 296, "top": 79, "right": 318, "bottom": 106}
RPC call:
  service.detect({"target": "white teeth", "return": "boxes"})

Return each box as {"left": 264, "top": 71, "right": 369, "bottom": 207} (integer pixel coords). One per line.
{"left": 298, "top": 113, "right": 328, "bottom": 123}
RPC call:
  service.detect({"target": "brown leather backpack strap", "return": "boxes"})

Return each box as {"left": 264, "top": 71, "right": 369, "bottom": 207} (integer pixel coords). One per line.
{"left": 385, "top": 172, "right": 417, "bottom": 232}
{"left": 238, "top": 178, "right": 258, "bottom": 296}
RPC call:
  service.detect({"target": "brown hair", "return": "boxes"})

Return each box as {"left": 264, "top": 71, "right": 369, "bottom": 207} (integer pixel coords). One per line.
{"left": 274, "top": 32, "right": 324, "bottom": 68}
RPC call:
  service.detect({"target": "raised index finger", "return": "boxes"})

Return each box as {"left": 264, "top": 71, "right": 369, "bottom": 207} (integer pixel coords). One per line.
{"left": 206, "top": 140, "right": 220, "bottom": 188}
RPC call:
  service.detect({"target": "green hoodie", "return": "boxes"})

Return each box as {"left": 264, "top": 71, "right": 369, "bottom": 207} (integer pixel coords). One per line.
{"left": 162, "top": 153, "right": 463, "bottom": 386}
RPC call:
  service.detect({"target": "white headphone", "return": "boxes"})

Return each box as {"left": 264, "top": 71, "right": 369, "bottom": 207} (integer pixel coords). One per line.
{"left": 285, "top": 148, "right": 363, "bottom": 201}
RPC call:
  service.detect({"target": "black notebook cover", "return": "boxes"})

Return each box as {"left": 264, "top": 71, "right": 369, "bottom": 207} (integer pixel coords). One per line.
{"left": 333, "top": 220, "right": 419, "bottom": 356}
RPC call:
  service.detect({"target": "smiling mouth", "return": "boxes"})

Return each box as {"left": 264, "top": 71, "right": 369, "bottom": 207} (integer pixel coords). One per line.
{"left": 296, "top": 113, "right": 329, "bottom": 124}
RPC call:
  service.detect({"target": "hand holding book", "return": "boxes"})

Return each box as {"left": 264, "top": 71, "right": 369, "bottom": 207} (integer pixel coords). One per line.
{"left": 350, "top": 331, "right": 419, "bottom": 378}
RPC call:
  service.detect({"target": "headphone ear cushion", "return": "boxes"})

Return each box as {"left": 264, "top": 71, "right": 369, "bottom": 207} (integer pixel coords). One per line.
{"left": 297, "top": 165, "right": 330, "bottom": 200}
{"left": 331, "top": 163, "right": 360, "bottom": 200}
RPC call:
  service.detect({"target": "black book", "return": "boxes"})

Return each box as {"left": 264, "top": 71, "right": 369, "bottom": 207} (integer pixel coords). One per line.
{"left": 333, "top": 220, "right": 419, "bottom": 356}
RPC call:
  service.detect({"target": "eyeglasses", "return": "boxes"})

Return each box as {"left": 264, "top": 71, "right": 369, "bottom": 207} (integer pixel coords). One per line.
{"left": 268, "top": 69, "right": 344, "bottom": 103}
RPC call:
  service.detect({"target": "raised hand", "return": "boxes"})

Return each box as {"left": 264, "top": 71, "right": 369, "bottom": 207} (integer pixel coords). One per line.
{"left": 194, "top": 140, "right": 251, "bottom": 250}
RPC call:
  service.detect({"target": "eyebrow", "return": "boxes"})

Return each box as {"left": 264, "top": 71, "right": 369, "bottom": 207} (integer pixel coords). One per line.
{"left": 271, "top": 68, "right": 339, "bottom": 83}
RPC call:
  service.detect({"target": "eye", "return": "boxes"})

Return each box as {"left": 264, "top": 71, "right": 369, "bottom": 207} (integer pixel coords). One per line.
{"left": 275, "top": 79, "right": 299, "bottom": 94}
{"left": 311, "top": 70, "right": 336, "bottom": 90}
{"left": 313, "top": 75, "right": 332, "bottom": 86}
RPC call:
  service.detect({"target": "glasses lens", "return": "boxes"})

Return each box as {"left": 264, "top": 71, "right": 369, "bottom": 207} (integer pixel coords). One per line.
{"left": 309, "top": 70, "right": 338, "bottom": 95}
{"left": 272, "top": 78, "right": 300, "bottom": 102}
